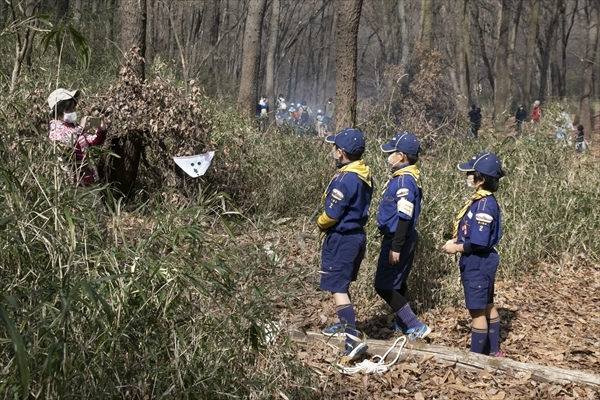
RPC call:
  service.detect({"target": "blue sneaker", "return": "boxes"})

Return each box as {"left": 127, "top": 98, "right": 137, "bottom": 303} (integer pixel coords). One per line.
{"left": 393, "top": 318, "right": 408, "bottom": 334}
{"left": 406, "top": 322, "right": 431, "bottom": 341}
{"left": 341, "top": 341, "right": 368, "bottom": 362}
{"left": 322, "top": 322, "right": 345, "bottom": 337}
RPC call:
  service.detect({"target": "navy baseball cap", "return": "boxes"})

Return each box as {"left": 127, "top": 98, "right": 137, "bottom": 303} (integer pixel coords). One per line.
{"left": 381, "top": 132, "right": 420, "bottom": 155}
{"left": 458, "top": 152, "right": 504, "bottom": 178}
{"left": 325, "top": 128, "right": 366, "bottom": 155}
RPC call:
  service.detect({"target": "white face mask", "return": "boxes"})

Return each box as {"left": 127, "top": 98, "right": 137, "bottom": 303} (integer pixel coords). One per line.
{"left": 332, "top": 150, "right": 340, "bottom": 160}
{"left": 387, "top": 153, "right": 402, "bottom": 168}
{"left": 465, "top": 178, "right": 474, "bottom": 187}
{"left": 63, "top": 111, "right": 77, "bottom": 124}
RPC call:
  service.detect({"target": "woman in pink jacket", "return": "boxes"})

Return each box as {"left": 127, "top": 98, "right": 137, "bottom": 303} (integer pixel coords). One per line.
{"left": 47, "top": 88, "right": 107, "bottom": 186}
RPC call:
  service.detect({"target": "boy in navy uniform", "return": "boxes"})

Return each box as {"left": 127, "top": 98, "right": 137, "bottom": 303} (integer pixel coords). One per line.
{"left": 375, "top": 132, "right": 430, "bottom": 340}
{"left": 319, "top": 128, "right": 373, "bottom": 362}
{"left": 443, "top": 152, "right": 505, "bottom": 357}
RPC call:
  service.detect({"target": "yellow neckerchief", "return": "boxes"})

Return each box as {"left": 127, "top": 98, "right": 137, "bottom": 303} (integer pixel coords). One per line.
{"left": 453, "top": 189, "right": 492, "bottom": 238}
{"left": 381, "top": 164, "right": 421, "bottom": 195}
{"left": 321, "top": 159, "right": 372, "bottom": 201}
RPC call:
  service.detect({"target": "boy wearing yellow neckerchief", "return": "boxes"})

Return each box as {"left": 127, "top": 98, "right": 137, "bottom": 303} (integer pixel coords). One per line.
{"left": 318, "top": 128, "right": 373, "bottom": 363}
{"left": 443, "top": 152, "right": 505, "bottom": 358}
{"left": 375, "top": 132, "right": 430, "bottom": 341}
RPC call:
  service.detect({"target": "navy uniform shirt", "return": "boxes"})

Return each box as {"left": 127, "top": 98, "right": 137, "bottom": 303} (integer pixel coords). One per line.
{"left": 377, "top": 164, "right": 422, "bottom": 235}
{"left": 322, "top": 163, "right": 373, "bottom": 233}
{"left": 456, "top": 195, "right": 502, "bottom": 251}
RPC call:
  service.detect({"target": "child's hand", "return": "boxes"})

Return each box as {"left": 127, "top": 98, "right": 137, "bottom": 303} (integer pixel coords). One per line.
{"left": 389, "top": 250, "right": 400, "bottom": 265}
{"left": 442, "top": 239, "right": 458, "bottom": 254}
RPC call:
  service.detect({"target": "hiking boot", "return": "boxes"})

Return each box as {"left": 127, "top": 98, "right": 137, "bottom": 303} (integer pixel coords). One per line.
{"left": 490, "top": 349, "right": 505, "bottom": 359}
{"left": 340, "top": 341, "right": 368, "bottom": 363}
{"left": 406, "top": 322, "right": 431, "bottom": 341}
{"left": 322, "top": 322, "right": 345, "bottom": 337}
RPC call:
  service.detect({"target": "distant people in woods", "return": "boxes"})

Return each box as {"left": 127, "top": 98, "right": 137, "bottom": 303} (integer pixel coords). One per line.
{"left": 325, "top": 97, "right": 334, "bottom": 132}
{"left": 47, "top": 88, "right": 107, "bottom": 186}
{"left": 515, "top": 105, "right": 527, "bottom": 137}
{"left": 531, "top": 100, "right": 542, "bottom": 124}
{"left": 256, "top": 95, "right": 269, "bottom": 118}
{"left": 276, "top": 95, "right": 287, "bottom": 126}
{"left": 468, "top": 104, "right": 482, "bottom": 138}
{"left": 315, "top": 109, "right": 326, "bottom": 137}
{"left": 554, "top": 108, "right": 573, "bottom": 145}
{"left": 574, "top": 125, "right": 586, "bottom": 152}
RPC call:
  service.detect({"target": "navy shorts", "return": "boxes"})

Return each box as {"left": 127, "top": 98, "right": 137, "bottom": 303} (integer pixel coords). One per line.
{"left": 374, "top": 232, "right": 418, "bottom": 290}
{"left": 320, "top": 231, "right": 366, "bottom": 293}
{"left": 459, "top": 251, "right": 499, "bottom": 310}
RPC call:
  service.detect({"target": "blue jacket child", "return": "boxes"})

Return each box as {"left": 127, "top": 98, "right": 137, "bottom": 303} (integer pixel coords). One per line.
{"left": 443, "top": 152, "right": 505, "bottom": 358}
{"left": 375, "top": 132, "right": 430, "bottom": 340}
{"left": 318, "top": 128, "right": 373, "bottom": 362}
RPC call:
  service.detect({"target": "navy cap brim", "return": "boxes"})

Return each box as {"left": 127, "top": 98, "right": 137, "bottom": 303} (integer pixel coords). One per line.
{"left": 381, "top": 143, "right": 396, "bottom": 152}
{"left": 325, "top": 135, "right": 335, "bottom": 143}
{"left": 457, "top": 163, "right": 475, "bottom": 172}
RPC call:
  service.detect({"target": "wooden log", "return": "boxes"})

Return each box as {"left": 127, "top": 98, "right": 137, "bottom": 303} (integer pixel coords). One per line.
{"left": 288, "top": 330, "right": 600, "bottom": 388}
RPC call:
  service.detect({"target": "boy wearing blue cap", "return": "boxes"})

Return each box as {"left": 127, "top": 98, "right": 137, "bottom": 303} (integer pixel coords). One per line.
{"left": 319, "top": 127, "right": 373, "bottom": 362}
{"left": 375, "top": 132, "right": 430, "bottom": 340}
{"left": 442, "top": 152, "right": 505, "bottom": 357}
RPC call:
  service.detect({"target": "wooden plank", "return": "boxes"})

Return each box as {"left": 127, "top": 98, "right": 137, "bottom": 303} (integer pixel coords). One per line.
{"left": 289, "top": 330, "right": 600, "bottom": 388}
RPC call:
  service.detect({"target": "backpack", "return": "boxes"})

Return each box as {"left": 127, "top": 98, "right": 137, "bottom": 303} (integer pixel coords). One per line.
{"left": 299, "top": 106, "right": 309, "bottom": 124}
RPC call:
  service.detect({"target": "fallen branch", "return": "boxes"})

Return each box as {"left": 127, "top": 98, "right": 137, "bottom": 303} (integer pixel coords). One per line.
{"left": 288, "top": 330, "right": 600, "bottom": 388}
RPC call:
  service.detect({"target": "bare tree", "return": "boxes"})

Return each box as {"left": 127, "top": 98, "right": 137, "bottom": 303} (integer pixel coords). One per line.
{"left": 578, "top": 0, "right": 599, "bottom": 133}
{"left": 237, "top": 0, "right": 267, "bottom": 116}
{"left": 8, "top": 0, "right": 40, "bottom": 93}
{"left": 334, "top": 0, "right": 363, "bottom": 131}
{"left": 120, "top": 0, "right": 147, "bottom": 80}
{"left": 522, "top": 0, "right": 541, "bottom": 107}
{"left": 421, "top": 0, "right": 433, "bottom": 49}
{"left": 108, "top": 0, "right": 147, "bottom": 198}
{"left": 492, "top": 0, "right": 511, "bottom": 126}
{"left": 398, "top": 0, "right": 410, "bottom": 74}
{"left": 265, "top": 0, "right": 280, "bottom": 124}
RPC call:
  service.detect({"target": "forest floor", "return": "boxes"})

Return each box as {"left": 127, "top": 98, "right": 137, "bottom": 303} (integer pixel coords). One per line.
{"left": 268, "top": 225, "right": 600, "bottom": 399}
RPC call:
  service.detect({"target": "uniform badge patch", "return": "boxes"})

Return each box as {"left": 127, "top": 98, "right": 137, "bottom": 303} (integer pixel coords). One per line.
{"left": 332, "top": 189, "right": 344, "bottom": 201}
{"left": 397, "top": 198, "right": 414, "bottom": 217}
{"left": 475, "top": 213, "right": 494, "bottom": 224}
{"left": 467, "top": 211, "right": 473, "bottom": 219}
{"left": 395, "top": 188, "right": 410, "bottom": 198}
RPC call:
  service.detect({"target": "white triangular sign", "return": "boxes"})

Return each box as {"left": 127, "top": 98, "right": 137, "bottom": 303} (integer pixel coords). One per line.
{"left": 173, "top": 151, "right": 215, "bottom": 177}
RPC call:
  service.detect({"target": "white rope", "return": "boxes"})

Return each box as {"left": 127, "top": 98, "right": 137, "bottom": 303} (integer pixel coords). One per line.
{"left": 336, "top": 336, "right": 407, "bottom": 375}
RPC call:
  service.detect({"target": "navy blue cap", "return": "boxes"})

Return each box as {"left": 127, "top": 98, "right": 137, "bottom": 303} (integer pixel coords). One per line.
{"left": 325, "top": 128, "right": 366, "bottom": 155}
{"left": 458, "top": 152, "right": 504, "bottom": 178}
{"left": 381, "top": 132, "right": 420, "bottom": 155}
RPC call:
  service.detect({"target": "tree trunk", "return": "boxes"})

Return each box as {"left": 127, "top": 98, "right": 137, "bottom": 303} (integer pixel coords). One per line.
{"left": 537, "top": 0, "right": 561, "bottom": 102}
{"left": 578, "top": 0, "right": 599, "bottom": 133}
{"left": 9, "top": 0, "right": 38, "bottom": 93}
{"left": 334, "top": 0, "right": 363, "bottom": 131}
{"left": 559, "top": 0, "right": 577, "bottom": 98}
{"left": 109, "top": 0, "right": 147, "bottom": 198}
{"left": 472, "top": 2, "right": 494, "bottom": 93}
{"left": 457, "top": 0, "right": 470, "bottom": 107}
{"left": 492, "top": 0, "right": 511, "bottom": 127}
{"left": 237, "top": 0, "right": 267, "bottom": 116}
{"left": 421, "top": 0, "right": 433, "bottom": 49}
{"left": 120, "top": 0, "right": 147, "bottom": 81}
{"left": 398, "top": 0, "right": 409, "bottom": 73}
{"left": 522, "top": 0, "right": 540, "bottom": 109}
{"left": 265, "top": 0, "right": 280, "bottom": 125}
